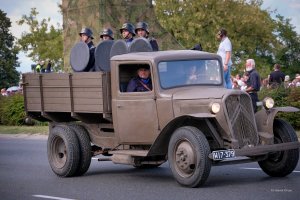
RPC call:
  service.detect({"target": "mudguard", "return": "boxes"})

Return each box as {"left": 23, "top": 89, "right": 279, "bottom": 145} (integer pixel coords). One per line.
{"left": 255, "top": 106, "right": 300, "bottom": 135}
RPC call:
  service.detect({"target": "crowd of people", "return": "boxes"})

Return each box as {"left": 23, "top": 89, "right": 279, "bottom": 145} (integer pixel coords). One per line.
{"left": 34, "top": 59, "right": 52, "bottom": 73}
{"left": 216, "top": 28, "right": 299, "bottom": 112}
{"left": 231, "top": 67, "right": 300, "bottom": 91}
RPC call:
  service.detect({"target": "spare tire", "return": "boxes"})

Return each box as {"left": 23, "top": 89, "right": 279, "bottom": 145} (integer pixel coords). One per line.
{"left": 110, "top": 39, "right": 128, "bottom": 59}
{"left": 129, "top": 38, "right": 153, "bottom": 53}
{"left": 70, "top": 42, "right": 90, "bottom": 72}
{"left": 94, "top": 40, "right": 114, "bottom": 72}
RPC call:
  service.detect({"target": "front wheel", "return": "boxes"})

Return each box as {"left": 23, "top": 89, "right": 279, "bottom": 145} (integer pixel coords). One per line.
{"left": 168, "top": 126, "right": 211, "bottom": 187}
{"left": 258, "top": 119, "right": 299, "bottom": 177}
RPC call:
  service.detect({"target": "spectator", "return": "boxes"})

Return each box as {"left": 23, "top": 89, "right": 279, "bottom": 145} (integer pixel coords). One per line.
{"left": 40, "top": 60, "right": 46, "bottom": 73}
{"left": 1, "top": 88, "right": 7, "bottom": 96}
{"left": 35, "top": 60, "right": 43, "bottom": 73}
{"left": 240, "top": 72, "right": 249, "bottom": 91}
{"left": 217, "top": 28, "right": 233, "bottom": 89}
{"left": 46, "top": 60, "right": 52, "bottom": 73}
{"left": 245, "top": 59, "right": 261, "bottom": 112}
{"left": 269, "top": 64, "right": 285, "bottom": 88}
{"left": 295, "top": 74, "right": 300, "bottom": 87}
{"left": 232, "top": 80, "right": 240, "bottom": 89}
{"left": 284, "top": 75, "right": 290, "bottom": 88}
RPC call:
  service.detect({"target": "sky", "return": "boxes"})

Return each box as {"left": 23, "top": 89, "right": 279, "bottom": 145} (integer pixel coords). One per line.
{"left": 1, "top": 0, "right": 300, "bottom": 73}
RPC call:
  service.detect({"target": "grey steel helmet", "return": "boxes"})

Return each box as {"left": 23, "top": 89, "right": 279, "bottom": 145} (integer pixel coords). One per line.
{"left": 135, "top": 22, "right": 149, "bottom": 34}
{"left": 119, "top": 23, "right": 136, "bottom": 36}
{"left": 79, "top": 27, "right": 94, "bottom": 39}
{"left": 100, "top": 28, "right": 114, "bottom": 40}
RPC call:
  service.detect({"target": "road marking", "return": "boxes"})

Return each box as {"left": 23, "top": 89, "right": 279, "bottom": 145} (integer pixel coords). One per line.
{"left": 32, "top": 195, "right": 77, "bottom": 200}
{"left": 241, "top": 167, "right": 300, "bottom": 173}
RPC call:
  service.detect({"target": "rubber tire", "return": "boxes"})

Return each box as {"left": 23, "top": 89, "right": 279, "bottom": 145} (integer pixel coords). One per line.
{"left": 68, "top": 124, "right": 92, "bottom": 176}
{"left": 258, "top": 119, "right": 299, "bottom": 177}
{"left": 168, "top": 126, "right": 211, "bottom": 187}
{"left": 47, "top": 125, "right": 80, "bottom": 177}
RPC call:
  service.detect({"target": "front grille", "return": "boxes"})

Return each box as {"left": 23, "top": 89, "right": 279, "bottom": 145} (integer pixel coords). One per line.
{"left": 225, "top": 94, "right": 259, "bottom": 148}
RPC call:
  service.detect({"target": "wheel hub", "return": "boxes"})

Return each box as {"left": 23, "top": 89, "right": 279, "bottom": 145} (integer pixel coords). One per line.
{"left": 52, "top": 137, "right": 67, "bottom": 169}
{"left": 175, "top": 141, "right": 196, "bottom": 176}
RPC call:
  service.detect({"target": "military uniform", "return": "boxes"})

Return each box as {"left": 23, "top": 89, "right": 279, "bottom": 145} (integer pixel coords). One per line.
{"left": 120, "top": 23, "right": 135, "bottom": 47}
{"left": 79, "top": 28, "right": 95, "bottom": 72}
{"left": 135, "top": 22, "right": 159, "bottom": 51}
{"left": 126, "top": 77, "right": 152, "bottom": 92}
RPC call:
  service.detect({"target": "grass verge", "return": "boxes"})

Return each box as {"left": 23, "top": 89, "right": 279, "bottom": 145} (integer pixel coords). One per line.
{"left": 0, "top": 125, "right": 48, "bottom": 135}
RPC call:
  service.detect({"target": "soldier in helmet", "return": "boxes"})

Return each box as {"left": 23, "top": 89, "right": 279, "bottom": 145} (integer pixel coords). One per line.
{"left": 120, "top": 23, "right": 135, "bottom": 47}
{"left": 135, "top": 22, "right": 159, "bottom": 51}
{"left": 79, "top": 27, "right": 95, "bottom": 71}
{"left": 100, "top": 28, "right": 114, "bottom": 41}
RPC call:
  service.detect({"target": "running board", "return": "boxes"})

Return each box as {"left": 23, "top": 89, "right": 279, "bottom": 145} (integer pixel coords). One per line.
{"left": 108, "top": 150, "right": 149, "bottom": 157}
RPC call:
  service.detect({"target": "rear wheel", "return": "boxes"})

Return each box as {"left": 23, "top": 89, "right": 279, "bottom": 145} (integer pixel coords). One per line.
{"left": 68, "top": 124, "right": 92, "bottom": 176}
{"left": 47, "top": 125, "right": 80, "bottom": 177}
{"left": 258, "top": 119, "right": 299, "bottom": 177}
{"left": 168, "top": 126, "right": 211, "bottom": 187}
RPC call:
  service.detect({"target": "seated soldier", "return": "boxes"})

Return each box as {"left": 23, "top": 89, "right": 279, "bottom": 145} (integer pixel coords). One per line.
{"left": 126, "top": 67, "right": 152, "bottom": 92}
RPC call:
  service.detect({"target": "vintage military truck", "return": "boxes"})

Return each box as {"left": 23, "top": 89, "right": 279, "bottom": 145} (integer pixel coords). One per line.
{"left": 22, "top": 50, "right": 300, "bottom": 187}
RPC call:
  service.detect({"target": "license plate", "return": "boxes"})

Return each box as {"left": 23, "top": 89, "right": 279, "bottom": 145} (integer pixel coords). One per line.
{"left": 212, "top": 149, "right": 235, "bottom": 160}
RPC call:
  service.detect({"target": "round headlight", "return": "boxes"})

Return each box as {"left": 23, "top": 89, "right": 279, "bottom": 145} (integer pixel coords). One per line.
{"left": 210, "top": 103, "right": 221, "bottom": 114}
{"left": 263, "top": 97, "right": 274, "bottom": 109}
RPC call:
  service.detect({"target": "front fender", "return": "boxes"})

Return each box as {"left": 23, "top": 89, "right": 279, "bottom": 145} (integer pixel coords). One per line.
{"left": 255, "top": 106, "right": 299, "bottom": 135}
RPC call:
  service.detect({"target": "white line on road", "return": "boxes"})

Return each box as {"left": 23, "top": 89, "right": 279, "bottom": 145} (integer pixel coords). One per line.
{"left": 32, "top": 195, "right": 77, "bottom": 200}
{"left": 241, "top": 167, "right": 300, "bottom": 173}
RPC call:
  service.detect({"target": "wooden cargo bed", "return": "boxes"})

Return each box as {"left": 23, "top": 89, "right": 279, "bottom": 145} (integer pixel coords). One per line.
{"left": 22, "top": 72, "right": 111, "bottom": 123}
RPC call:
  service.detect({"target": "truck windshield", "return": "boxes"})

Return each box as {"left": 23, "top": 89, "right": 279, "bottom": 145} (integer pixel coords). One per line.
{"left": 158, "top": 59, "right": 222, "bottom": 89}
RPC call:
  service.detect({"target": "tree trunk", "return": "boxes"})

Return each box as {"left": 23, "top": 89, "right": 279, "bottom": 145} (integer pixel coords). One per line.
{"left": 61, "top": 0, "right": 182, "bottom": 71}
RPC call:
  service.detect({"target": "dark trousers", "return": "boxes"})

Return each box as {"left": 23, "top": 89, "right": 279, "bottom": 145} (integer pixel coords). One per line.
{"left": 249, "top": 93, "right": 259, "bottom": 113}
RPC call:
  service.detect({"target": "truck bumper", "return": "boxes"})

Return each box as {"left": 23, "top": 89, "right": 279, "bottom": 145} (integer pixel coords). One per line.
{"left": 209, "top": 141, "right": 300, "bottom": 159}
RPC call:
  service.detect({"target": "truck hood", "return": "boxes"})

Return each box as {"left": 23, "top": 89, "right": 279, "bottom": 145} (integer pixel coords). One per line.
{"left": 171, "top": 87, "right": 228, "bottom": 117}
{"left": 172, "top": 87, "right": 227, "bottom": 100}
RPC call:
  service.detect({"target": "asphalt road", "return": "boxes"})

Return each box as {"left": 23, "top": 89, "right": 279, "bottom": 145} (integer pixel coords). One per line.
{"left": 0, "top": 135, "right": 299, "bottom": 200}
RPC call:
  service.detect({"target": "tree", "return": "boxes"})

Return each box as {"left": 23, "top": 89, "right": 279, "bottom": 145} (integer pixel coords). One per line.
{"left": 17, "top": 8, "right": 63, "bottom": 71}
{"left": 154, "top": 0, "right": 300, "bottom": 78}
{"left": 0, "top": 9, "right": 20, "bottom": 89}
{"left": 273, "top": 14, "right": 300, "bottom": 77}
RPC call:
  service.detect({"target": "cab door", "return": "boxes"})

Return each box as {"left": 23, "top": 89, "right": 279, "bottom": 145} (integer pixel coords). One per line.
{"left": 113, "top": 63, "right": 159, "bottom": 144}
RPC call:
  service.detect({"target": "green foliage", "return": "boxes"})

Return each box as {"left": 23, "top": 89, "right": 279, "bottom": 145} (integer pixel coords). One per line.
{"left": 154, "top": 0, "right": 299, "bottom": 79}
{"left": 259, "top": 87, "right": 300, "bottom": 129}
{"left": 0, "top": 9, "right": 20, "bottom": 89}
{"left": 273, "top": 15, "right": 300, "bottom": 76}
{"left": 16, "top": 8, "right": 63, "bottom": 71}
{"left": 0, "top": 94, "right": 26, "bottom": 125}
